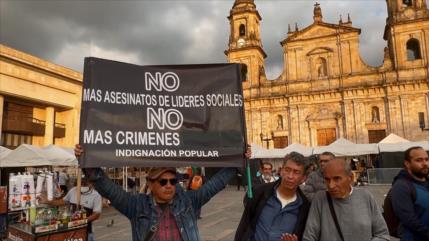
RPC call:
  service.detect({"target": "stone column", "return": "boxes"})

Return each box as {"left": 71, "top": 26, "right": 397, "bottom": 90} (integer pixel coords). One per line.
{"left": 44, "top": 107, "right": 55, "bottom": 146}
{"left": 307, "top": 120, "right": 313, "bottom": 146}
{"left": 287, "top": 104, "right": 292, "bottom": 144}
{"left": 426, "top": 93, "right": 429, "bottom": 122}
{"left": 289, "top": 105, "right": 299, "bottom": 144}
{"left": 384, "top": 96, "right": 392, "bottom": 134}
{"left": 0, "top": 95, "right": 4, "bottom": 138}
{"left": 399, "top": 95, "right": 406, "bottom": 138}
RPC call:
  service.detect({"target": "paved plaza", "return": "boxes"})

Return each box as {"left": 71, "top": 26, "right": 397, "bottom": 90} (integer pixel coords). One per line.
{"left": 92, "top": 184, "right": 395, "bottom": 241}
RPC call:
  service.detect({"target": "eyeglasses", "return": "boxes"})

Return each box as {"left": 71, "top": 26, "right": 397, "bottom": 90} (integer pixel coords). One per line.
{"left": 157, "top": 178, "right": 178, "bottom": 186}
{"left": 319, "top": 159, "right": 330, "bottom": 163}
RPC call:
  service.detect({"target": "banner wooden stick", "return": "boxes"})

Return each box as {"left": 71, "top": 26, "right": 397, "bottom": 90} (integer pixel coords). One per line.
{"left": 76, "top": 168, "right": 81, "bottom": 209}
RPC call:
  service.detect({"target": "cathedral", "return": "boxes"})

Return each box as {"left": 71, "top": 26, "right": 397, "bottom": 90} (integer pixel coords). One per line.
{"left": 226, "top": 0, "right": 429, "bottom": 148}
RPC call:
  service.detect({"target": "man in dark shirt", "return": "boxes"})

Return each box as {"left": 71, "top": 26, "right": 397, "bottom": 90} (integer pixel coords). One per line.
{"left": 236, "top": 152, "right": 310, "bottom": 241}
{"left": 391, "top": 146, "right": 429, "bottom": 241}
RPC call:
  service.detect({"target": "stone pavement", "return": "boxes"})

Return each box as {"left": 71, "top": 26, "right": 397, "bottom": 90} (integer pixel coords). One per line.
{"left": 92, "top": 185, "right": 395, "bottom": 241}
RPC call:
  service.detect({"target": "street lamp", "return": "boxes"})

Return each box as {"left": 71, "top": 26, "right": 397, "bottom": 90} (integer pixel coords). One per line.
{"left": 260, "top": 132, "right": 272, "bottom": 148}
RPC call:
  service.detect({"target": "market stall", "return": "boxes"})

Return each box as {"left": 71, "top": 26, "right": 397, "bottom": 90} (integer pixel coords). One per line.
{"left": 0, "top": 144, "right": 86, "bottom": 241}
{"left": 7, "top": 205, "right": 88, "bottom": 241}
{"left": 8, "top": 222, "right": 87, "bottom": 241}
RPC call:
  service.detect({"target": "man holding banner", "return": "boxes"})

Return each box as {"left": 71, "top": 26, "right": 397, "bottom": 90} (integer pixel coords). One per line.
{"left": 75, "top": 146, "right": 250, "bottom": 241}
{"left": 77, "top": 58, "right": 250, "bottom": 241}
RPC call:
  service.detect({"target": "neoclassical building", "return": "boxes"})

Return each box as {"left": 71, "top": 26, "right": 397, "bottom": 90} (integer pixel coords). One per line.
{"left": 0, "top": 44, "right": 82, "bottom": 149}
{"left": 226, "top": 0, "right": 429, "bottom": 148}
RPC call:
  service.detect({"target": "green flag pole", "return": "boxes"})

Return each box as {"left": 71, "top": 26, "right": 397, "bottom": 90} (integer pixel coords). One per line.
{"left": 246, "top": 158, "right": 253, "bottom": 199}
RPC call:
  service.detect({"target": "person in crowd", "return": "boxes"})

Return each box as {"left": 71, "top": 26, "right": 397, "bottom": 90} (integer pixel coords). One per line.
{"left": 176, "top": 166, "right": 189, "bottom": 189}
{"left": 301, "top": 152, "right": 335, "bottom": 201}
{"left": 127, "top": 177, "right": 137, "bottom": 193}
{"left": 39, "top": 175, "right": 102, "bottom": 241}
{"left": 302, "top": 158, "right": 389, "bottom": 241}
{"left": 188, "top": 167, "right": 205, "bottom": 219}
{"left": 58, "top": 169, "right": 69, "bottom": 194}
{"left": 236, "top": 152, "right": 311, "bottom": 241}
{"left": 304, "top": 163, "right": 316, "bottom": 175}
{"left": 75, "top": 144, "right": 250, "bottom": 241}
{"left": 255, "top": 159, "right": 263, "bottom": 179}
{"left": 236, "top": 171, "right": 244, "bottom": 191}
{"left": 254, "top": 161, "right": 276, "bottom": 185}
{"left": 391, "top": 146, "right": 429, "bottom": 241}
{"left": 350, "top": 158, "right": 358, "bottom": 171}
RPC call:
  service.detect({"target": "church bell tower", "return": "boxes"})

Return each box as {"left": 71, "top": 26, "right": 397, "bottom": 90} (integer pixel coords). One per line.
{"left": 225, "top": 0, "right": 266, "bottom": 91}
{"left": 384, "top": 0, "right": 429, "bottom": 69}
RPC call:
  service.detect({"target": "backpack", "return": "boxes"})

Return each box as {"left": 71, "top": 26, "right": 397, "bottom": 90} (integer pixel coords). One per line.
{"left": 190, "top": 175, "right": 203, "bottom": 190}
{"left": 382, "top": 180, "right": 416, "bottom": 237}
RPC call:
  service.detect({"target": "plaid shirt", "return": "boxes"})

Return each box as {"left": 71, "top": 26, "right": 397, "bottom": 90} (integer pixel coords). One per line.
{"left": 153, "top": 205, "right": 182, "bottom": 241}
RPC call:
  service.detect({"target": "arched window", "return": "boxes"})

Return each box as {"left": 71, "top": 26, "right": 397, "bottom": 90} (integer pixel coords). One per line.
{"left": 403, "top": 0, "right": 412, "bottom": 7}
{"left": 371, "top": 106, "right": 380, "bottom": 123}
{"left": 407, "top": 38, "right": 421, "bottom": 60}
{"left": 239, "top": 24, "right": 246, "bottom": 37}
{"left": 316, "top": 57, "right": 328, "bottom": 78}
{"left": 276, "top": 115, "right": 284, "bottom": 130}
{"left": 240, "top": 64, "right": 248, "bottom": 81}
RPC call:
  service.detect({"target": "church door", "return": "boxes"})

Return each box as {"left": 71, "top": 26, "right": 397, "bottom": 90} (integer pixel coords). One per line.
{"left": 368, "top": 130, "right": 386, "bottom": 143}
{"left": 273, "top": 136, "right": 288, "bottom": 148}
{"left": 317, "top": 128, "right": 336, "bottom": 146}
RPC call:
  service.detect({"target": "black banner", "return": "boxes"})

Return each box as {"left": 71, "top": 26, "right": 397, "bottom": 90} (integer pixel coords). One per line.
{"left": 79, "top": 57, "right": 246, "bottom": 167}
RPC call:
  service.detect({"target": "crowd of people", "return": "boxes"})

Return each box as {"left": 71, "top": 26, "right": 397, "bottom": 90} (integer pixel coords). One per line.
{"left": 61, "top": 145, "right": 428, "bottom": 241}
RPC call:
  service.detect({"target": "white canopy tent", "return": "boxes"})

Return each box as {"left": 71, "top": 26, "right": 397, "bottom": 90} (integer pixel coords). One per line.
{"left": 251, "top": 143, "right": 313, "bottom": 158}
{"left": 0, "top": 146, "right": 11, "bottom": 159}
{"left": 377, "top": 133, "right": 429, "bottom": 152}
{"left": 0, "top": 144, "right": 52, "bottom": 167}
{"left": 313, "top": 138, "right": 379, "bottom": 156}
{"left": 249, "top": 134, "right": 426, "bottom": 159}
{"left": 251, "top": 144, "right": 286, "bottom": 158}
{"left": 0, "top": 144, "right": 78, "bottom": 167}
{"left": 379, "top": 140, "right": 429, "bottom": 152}
{"left": 379, "top": 133, "right": 410, "bottom": 144}
{"left": 282, "top": 143, "right": 313, "bottom": 157}
{"left": 313, "top": 138, "right": 354, "bottom": 155}
{"left": 42, "top": 145, "right": 78, "bottom": 166}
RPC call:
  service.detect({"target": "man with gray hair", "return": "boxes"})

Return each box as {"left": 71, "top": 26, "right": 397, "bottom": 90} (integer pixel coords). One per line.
{"left": 302, "top": 152, "right": 335, "bottom": 201}
{"left": 303, "top": 158, "right": 389, "bottom": 241}
{"left": 236, "top": 152, "right": 311, "bottom": 241}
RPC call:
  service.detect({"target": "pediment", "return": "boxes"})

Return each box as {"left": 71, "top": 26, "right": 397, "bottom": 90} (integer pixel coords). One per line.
{"left": 284, "top": 23, "right": 360, "bottom": 43}
{"left": 306, "top": 47, "right": 333, "bottom": 56}
{"left": 297, "top": 25, "right": 337, "bottom": 39}
{"left": 306, "top": 108, "right": 342, "bottom": 121}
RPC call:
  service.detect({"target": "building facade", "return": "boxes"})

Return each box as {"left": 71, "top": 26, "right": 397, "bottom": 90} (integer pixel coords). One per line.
{"left": 226, "top": 0, "right": 429, "bottom": 148}
{"left": 0, "top": 44, "right": 82, "bottom": 149}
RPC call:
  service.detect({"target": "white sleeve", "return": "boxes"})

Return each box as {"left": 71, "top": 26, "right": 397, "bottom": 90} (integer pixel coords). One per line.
{"left": 63, "top": 187, "right": 75, "bottom": 204}
{"left": 92, "top": 193, "right": 103, "bottom": 213}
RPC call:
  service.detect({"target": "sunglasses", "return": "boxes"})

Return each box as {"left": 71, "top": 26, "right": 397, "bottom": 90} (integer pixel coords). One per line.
{"left": 157, "top": 178, "right": 178, "bottom": 186}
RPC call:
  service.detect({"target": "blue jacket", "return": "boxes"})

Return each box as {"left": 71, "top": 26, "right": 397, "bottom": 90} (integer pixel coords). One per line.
{"left": 88, "top": 167, "right": 236, "bottom": 241}
{"left": 391, "top": 169, "right": 429, "bottom": 241}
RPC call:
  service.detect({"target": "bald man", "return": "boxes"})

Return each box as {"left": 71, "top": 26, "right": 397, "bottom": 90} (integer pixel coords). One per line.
{"left": 303, "top": 158, "right": 389, "bottom": 241}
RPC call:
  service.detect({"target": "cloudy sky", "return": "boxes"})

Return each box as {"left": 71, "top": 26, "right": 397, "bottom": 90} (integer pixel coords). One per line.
{"left": 0, "top": 0, "right": 416, "bottom": 79}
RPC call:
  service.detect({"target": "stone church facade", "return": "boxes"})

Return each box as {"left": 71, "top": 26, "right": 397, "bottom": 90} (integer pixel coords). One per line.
{"left": 226, "top": 0, "right": 429, "bottom": 148}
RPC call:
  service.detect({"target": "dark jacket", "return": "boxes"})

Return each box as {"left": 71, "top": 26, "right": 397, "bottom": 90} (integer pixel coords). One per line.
{"left": 235, "top": 179, "right": 310, "bottom": 241}
{"left": 391, "top": 169, "right": 429, "bottom": 241}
